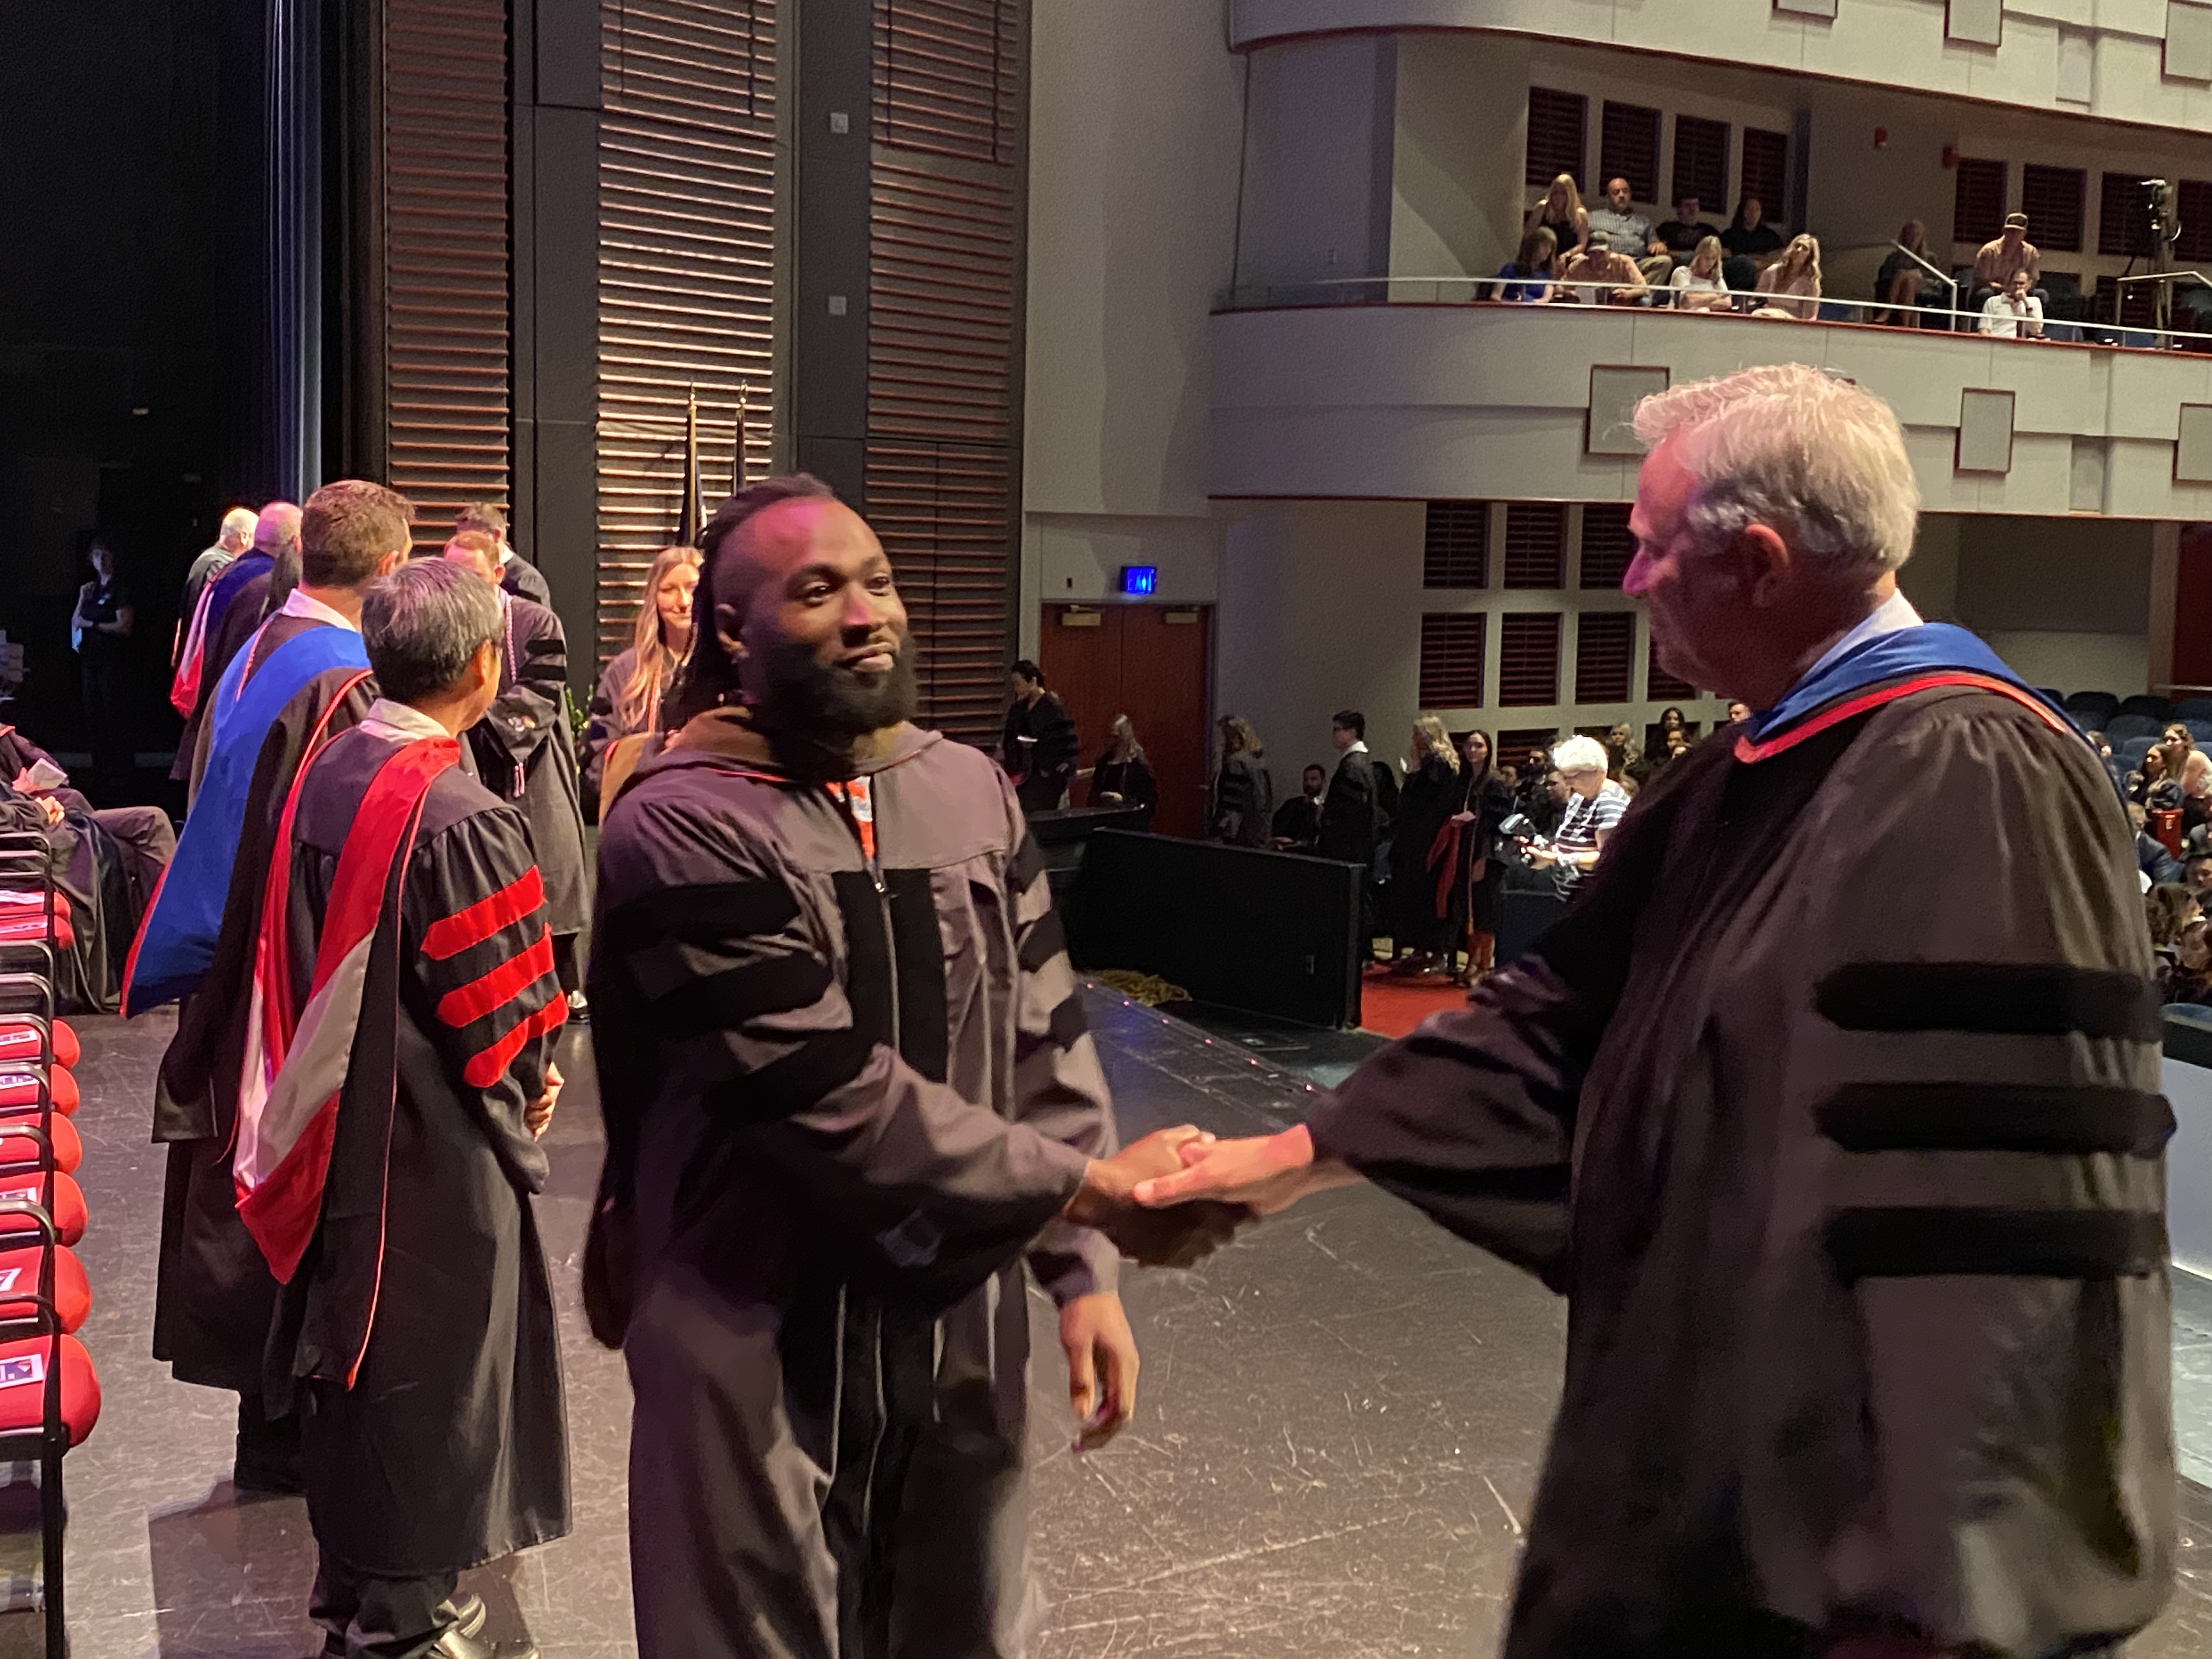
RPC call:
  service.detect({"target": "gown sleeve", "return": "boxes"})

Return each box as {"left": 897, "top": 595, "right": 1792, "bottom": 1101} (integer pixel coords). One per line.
{"left": 1784, "top": 697, "right": 2172, "bottom": 1651}
{"left": 580, "top": 651, "right": 630, "bottom": 800}
{"left": 593, "top": 791, "right": 1089, "bottom": 1308}
{"left": 478, "top": 607, "right": 569, "bottom": 782}
{"left": 402, "top": 805, "right": 563, "bottom": 1190}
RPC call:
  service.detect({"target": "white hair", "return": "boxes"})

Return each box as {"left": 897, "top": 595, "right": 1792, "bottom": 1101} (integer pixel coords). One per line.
{"left": 1553, "top": 735, "right": 1609, "bottom": 774}
{"left": 220, "top": 507, "right": 258, "bottom": 541}
{"left": 1631, "top": 362, "right": 1920, "bottom": 578}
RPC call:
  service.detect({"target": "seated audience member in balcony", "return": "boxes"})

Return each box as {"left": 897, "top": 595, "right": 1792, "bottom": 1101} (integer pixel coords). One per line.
{"left": 2131, "top": 743, "right": 2170, "bottom": 808}
{"left": 1971, "top": 211, "right": 2044, "bottom": 313}
{"left": 1752, "top": 235, "right": 1821, "bottom": 319}
{"left": 2165, "top": 916, "right": 2212, "bottom": 1004}
{"left": 2134, "top": 802, "right": 2183, "bottom": 883}
{"left": 2148, "top": 882, "right": 2200, "bottom": 958}
{"left": 1652, "top": 194, "right": 1718, "bottom": 265}
{"left": 1876, "top": 220, "right": 1949, "bottom": 324}
{"left": 1564, "top": 230, "right": 1648, "bottom": 306}
{"left": 1492, "top": 227, "right": 1567, "bottom": 303}
{"left": 1272, "top": 764, "right": 1326, "bottom": 851}
{"left": 2180, "top": 748, "right": 2212, "bottom": 837}
{"left": 1526, "top": 173, "right": 1589, "bottom": 263}
{"left": 1587, "top": 176, "right": 1675, "bottom": 287}
{"left": 1668, "top": 236, "right": 1733, "bottom": 312}
{"left": 2187, "top": 847, "right": 2212, "bottom": 901}
{"left": 1719, "top": 194, "right": 1782, "bottom": 289}
{"left": 1979, "top": 269, "right": 2045, "bottom": 339}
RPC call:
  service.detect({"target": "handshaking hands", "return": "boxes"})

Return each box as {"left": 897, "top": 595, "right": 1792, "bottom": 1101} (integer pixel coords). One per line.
{"left": 1062, "top": 1125, "right": 1249, "bottom": 1267}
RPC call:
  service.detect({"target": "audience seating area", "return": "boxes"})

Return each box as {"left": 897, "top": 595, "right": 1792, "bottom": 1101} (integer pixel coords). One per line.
{"left": 0, "top": 827, "right": 100, "bottom": 1654}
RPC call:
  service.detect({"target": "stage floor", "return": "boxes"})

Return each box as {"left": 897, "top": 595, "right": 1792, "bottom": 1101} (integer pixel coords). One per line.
{"left": 32, "top": 992, "right": 2212, "bottom": 1658}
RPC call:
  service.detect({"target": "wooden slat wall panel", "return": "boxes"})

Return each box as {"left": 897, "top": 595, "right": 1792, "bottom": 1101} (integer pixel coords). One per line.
{"left": 1599, "top": 102, "right": 1660, "bottom": 204}
{"left": 1419, "top": 613, "right": 1485, "bottom": 708}
{"left": 384, "top": 0, "right": 511, "bottom": 550}
{"left": 1672, "top": 115, "right": 1728, "bottom": 210}
{"left": 2022, "top": 163, "right": 2085, "bottom": 253}
{"left": 1423, "top": 501, "right": 1487, "bottom": 589}
{"left": 599, "top": 0, "right": 778, "bottom": 665}
{"left": 1526, "top": 88, "right": 1587, "bottom": 191}
{"left": 1574, "top": 611, "right": 1634, "bottom": 704}
{"left": 1955, "top": 157, "right": 2007, "bottom": 245}
{"left": 1741, "top": 127, "right": 1789, "bottom": 222}
{"left": 870, "top": 0, "right": 1025, "bottom": 745}
{"left": 1502, "top": 503, "right": 1566, "bottom": 589}
{"left": 1498, "top": 613, "right": 1561, "bottom": 707}
{"left": 1579, "top": 503, "right": 1633, "bottom": 589}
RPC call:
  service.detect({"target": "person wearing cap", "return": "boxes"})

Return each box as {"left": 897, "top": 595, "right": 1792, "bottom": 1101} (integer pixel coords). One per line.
{"left": 1970, "top": 210, "right": 2044, "bottom": 320}
{"left": 1561, "top": 228, "right": 1650, "bottom": 306}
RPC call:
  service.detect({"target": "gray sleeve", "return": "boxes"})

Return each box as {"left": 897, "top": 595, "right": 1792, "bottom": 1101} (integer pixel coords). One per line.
{"left": 596, "top": 792, "right": 1088, "bottom": 1308}
{"left": 1785, "top": 703, "right": 2172, "bottom": 1652}
{"left": 997, "top": 771, "right": 1121, "bottom": 1304}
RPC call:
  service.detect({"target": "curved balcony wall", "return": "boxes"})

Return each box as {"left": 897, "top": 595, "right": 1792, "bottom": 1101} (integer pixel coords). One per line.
{"left": 1228, "top": 0, "right": 2212, "bottom": 136}
{"left": 1211, "top": 299, "right": 2212, "bottom": 518}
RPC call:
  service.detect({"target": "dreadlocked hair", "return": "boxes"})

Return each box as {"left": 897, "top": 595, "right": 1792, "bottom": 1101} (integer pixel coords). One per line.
{"left": 662, "top": 472, "right": 842, "bottom": 730}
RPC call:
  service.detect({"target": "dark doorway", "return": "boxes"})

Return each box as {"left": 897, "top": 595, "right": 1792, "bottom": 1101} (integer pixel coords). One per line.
{"left": 1040, "top": 604, "right": 1211, "bottom": 839}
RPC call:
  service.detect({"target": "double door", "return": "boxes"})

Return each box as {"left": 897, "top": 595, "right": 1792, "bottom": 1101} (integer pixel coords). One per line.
{"left": 1039, "top": 603, "right": 1210, "bottom": 839}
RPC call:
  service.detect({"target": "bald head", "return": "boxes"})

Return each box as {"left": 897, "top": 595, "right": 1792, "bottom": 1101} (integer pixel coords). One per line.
{"left": 442, "top": 530, "right": 503, "bottom": 587}
{"left": 255, "top": 501, "right": 303, "bottom": 557}
{"left": 219, "top": 507, "right": 258, "bottom": 553}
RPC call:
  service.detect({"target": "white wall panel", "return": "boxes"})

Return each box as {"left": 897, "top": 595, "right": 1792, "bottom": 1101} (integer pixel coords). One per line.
{"left": 1228, "top": 0, "right": 2212, "bottom": 134}
{"left": 1212, "top": 302, "right": 2212, "bottom": 516}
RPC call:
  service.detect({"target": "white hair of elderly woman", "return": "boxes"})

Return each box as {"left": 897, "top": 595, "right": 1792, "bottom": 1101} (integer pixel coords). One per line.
{"left": 1553, "top": 735, "right": 1610, "bottom": 776}
{"left": 1630, "top": 362, "right": 1920, "bottom": 578}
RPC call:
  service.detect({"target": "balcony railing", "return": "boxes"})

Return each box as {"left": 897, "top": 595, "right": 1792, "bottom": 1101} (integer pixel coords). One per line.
{"left": 1214, "top": 273, "right": 2212, "bottom": 353}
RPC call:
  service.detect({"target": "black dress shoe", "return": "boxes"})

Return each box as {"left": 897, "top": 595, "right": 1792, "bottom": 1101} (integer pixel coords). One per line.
{"left": 429, "top": 1626, "right": 538, "bottom": 1659}
{"left": 319, "top": 1593, "right": 487, "bottom": 1655}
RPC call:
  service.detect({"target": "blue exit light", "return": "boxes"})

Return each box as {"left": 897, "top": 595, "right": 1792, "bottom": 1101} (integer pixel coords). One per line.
{"left": 1120, "top": 565, "right": 1158, "bottom": 595}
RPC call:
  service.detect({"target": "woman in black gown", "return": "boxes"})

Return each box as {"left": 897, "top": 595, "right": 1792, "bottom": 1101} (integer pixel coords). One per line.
{"left": 1443, "top": 728, "right": 1514, "bottom": 985}
{"left": 1389, "top": 715, "right": 1461, "bottom": 974}
{"left": 1086, "top": 713, "right": 1158, "bottom": 821}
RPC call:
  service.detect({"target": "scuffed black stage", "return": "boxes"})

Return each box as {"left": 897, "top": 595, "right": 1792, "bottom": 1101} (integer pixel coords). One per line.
{"left": 31, "top": 991, "right": 2212, "bottom": 1656}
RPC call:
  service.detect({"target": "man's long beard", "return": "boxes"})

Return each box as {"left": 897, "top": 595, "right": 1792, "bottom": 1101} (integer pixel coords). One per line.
{"left": 755, "top": 636, "right": 919, "bottom": 740}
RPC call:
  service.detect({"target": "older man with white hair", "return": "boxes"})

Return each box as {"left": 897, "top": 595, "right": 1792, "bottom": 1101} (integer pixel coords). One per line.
{"left": 177, "top": 506, "right": 259, "bottom": 664}
{"left": 1140, "top": 362, "right": 2174, "bottom": 1658}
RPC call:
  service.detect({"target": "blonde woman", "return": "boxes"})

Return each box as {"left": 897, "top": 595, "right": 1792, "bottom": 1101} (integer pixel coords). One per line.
{"left": 1210, "top": 715, "right": 1274, "bottom": 846}
{"left": 1753, "top": 234, "right": 1822, "bottom": 320}
{"left": 1389, "top": 715, "right": 1463, "bottom": 973}
{"left": 1668, "top": 235, "right": 1731, "bottom": 312}
{"left": 1527, "top": 173, "right": 1589, "bottom": 262}
{"left": 1085, "top": 713, "right": 1157, "bottom": 813}
{"left": 583, "top": 544, "right": 701, "bottom": 810}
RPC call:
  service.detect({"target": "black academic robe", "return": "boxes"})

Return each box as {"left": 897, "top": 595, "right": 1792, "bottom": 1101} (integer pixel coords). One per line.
{"left": 0, "top": 727, "right": 141, "bottom": 1011}
{"left": 1389, "top": 753, "right": 1459, "bottom": 952}
{"left": 1307, "top": 683, "right": 2174, "bottom": 1657}
{"left": 1210, "top": 751, "right": 1274, "bottom": 846}
{"left": 1317, "top": 747, "right": 1380, "bottom": 866}
{"left": 174, "top": 556, "right": 275, "bottom": 791}
{"left": 152, "top": 614, "right": 376, "bottom": 1393}
{"left": 501, "top": 554, "right": 554, "bottom": 609}
{"left": 266, "top": 726, "right": 569, "bottom": 1577}
{"left": 1002, "top": 691, "right": 1077, "bottom": 813}
{"left": 1271, "top": 791, "right": 1323, "bottom": 850}
{"left": 464, "top": 593, "right": 589, "bottom": 940}
{"left": 1447, "top": 766, "right": 1514, "bottom": 936}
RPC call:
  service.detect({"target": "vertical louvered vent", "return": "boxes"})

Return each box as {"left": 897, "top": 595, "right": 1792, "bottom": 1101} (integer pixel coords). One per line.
{"left": 1600, "top": 103, "right": 1661, "bottom": 204}
{"left": 1647, "top": 655, "right": 1698, "bottom": 701}
{"left": 1579, "top": 503, "right": 1634, "bottom": 590}
{"left": 870, "top": 0, "right": 1025, "bottom": 744}
{"left": 2180, "top": 180, "right": 2212, "bottom": 262}
{"left": 1424, "top": 503, "right": 1488, "bottom": 588}
{"left": 1954, "top": 158, "right": 2007, "bottom": 245}
{"left": 598, "top": 0, "right": 779, "bottom": 664}
{"left": 1497, "top": 614, "right": 1562, "bottom": 708}
{"left": 2021, "top": 164, "right": 2085, "bottom": 253}
{"left": 1526, "top": 88, "right": 1587, "bottom": 191}
{"left": 1419, "top": 613, "right": 1486, "bottom": 708}
{"left": 383, "top": 0, "right": 511, "bottom": 551}
{"left": 1498, "top": 727, "right": 1561, "bottom": 769}
{"left": 1502, "top": 504, "right": 1566, "bottom": 589}
{"left": 1575, "top": 612, "right": 1635, "bottom": 705}
{"left": 1741, "top": 127, "right": 1789, "bottom": 222}
{"left": 1671, "top": 116, "right": 1728, "bottom": 210}
{"left": 2101, "top": 172, "right": 2146, "bottom": 258}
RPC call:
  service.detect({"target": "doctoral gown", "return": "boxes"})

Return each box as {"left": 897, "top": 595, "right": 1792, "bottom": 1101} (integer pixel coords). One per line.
{"left": 464, "top": 592, "right": 589, "bottom": 943}
{"left": 590, "top": 711, "right": 1117, "bottom": 1659}
{"left": 147, "top": 610, "right": 376, "bottom": 1392}
{"left": 1307, "top": 670, "right": 2174, "bottom": 1658}
{"left": 259, "top": 720, "right": 569, "bottom": 1577}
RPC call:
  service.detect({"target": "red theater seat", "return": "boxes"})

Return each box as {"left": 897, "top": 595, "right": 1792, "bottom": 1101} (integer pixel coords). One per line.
{"left": 0, "top": 1248, "right": 89, "bottom": 1334}
{"left": 0, "top": 1069, "right": 76, "bottom": 1117}
{"left": 0, "top": 1120, "right": 81, "bottom": 1177}
{"left": 0, "top": 893, "right": 67, "bottom": 921}
{"left": 0, "top": 1021, "right": 77, "bottom": 1070}
{"left": 0, "top": 917, "right": 72, "bottom": 952}
{"left": 0, "top": 1178, "right": 86, "bottom": 1249}
{"left": 0, "top": 1334, "right": 98, "bottom": 1447}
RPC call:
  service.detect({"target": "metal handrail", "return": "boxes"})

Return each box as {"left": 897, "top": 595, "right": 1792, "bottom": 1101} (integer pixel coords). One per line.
{"left": 1214, "top": 272, "right": 2212, "bottom": 350}
{"left": 1888, "top": 240, "right": 1959, "bottom": 315}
